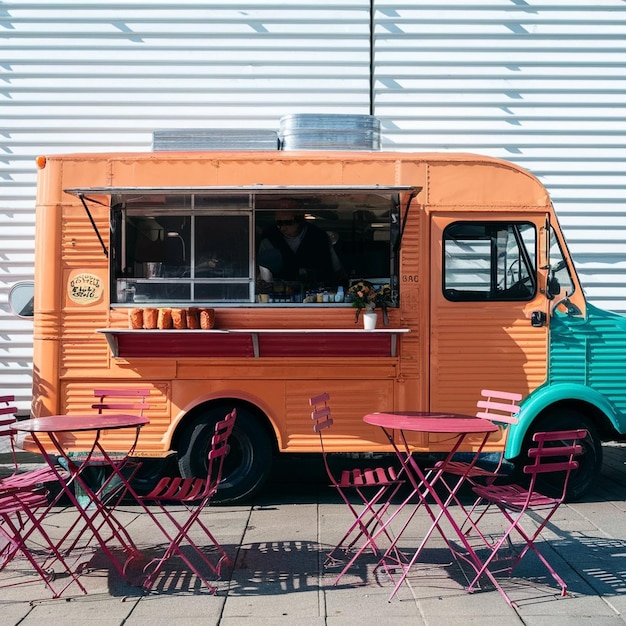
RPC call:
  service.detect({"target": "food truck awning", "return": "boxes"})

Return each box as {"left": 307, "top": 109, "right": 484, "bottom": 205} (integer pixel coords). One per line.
{"left": 64, "top": 185, "right": 419, "bottom": 197}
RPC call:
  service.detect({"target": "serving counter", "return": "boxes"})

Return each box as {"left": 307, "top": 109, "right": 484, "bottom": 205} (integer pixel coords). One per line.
{"left": 97, "top": 328, "right": 410, "bottom": 359}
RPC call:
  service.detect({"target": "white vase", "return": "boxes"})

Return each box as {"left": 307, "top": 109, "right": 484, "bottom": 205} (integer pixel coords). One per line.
{"left": 363, "top": 311, "right": 378, "bottom": 330}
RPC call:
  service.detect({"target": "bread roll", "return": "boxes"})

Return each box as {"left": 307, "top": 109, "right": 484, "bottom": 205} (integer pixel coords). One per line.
{"left": 186, "top": 307, "right": 200, "bottom": 329}
{"left": 143, "top": 308, "right": 158, "bottom": 329}
{"left": 171, "top": 308, "right": 186, "bottom": 329}
{"left": 199, "top": 308, "right": 215, "bottom": 329}
{"left": 157, "top": 308, "right": 172, "bottom": 329}
{"left": 129, "top": 308, "right": 143, "bottom": 329}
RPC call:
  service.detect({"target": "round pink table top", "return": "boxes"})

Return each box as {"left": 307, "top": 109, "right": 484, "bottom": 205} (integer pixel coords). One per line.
{"left": 11, "top": 414, "right": 149, "bottom": 434}
{"left": 364, "top": 411, "right": 498, "bottom": 434}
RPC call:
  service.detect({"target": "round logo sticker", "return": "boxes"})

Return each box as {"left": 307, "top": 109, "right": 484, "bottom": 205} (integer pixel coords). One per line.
{"left": 68, "top": 272, "right": 104, "bottom": 305}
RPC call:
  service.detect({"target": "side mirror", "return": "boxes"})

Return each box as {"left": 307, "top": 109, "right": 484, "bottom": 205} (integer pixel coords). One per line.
{"left": 546, "top": 271, "right": 560, "bottom": 299}
{"left": 546, "top": 260, "right": 566, "bottom": 300}
{"left": 9, "top": 281, "right": 34, "bottom": 318}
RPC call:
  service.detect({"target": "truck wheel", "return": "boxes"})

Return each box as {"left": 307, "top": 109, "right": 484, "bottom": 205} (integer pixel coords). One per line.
{"left": 177, "top": 405, "right": 273, "bottom": 504}
{"left": 522, "top": 409, "right": 602, "bottom": 501}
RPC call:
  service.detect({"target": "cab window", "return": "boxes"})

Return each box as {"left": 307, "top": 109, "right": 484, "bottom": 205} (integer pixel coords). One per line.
{"left": 443, "top": 222, "right": 537, "bottom": 302}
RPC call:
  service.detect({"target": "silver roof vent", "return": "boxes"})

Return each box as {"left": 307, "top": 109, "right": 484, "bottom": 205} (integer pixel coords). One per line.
{"left": 152, "top": 129, "right": 279, "bottom": 151}
{"left": 279, "top": 114, "right": 381, "bottom": 151}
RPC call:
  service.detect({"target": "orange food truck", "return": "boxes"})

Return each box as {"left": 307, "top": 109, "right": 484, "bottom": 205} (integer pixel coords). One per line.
{"left": 24, "top": 141, "right": 626, "bottom": 502}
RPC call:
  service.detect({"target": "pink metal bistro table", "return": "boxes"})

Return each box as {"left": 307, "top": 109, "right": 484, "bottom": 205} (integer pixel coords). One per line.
{"left": 12, "top": 413, "right": 150, "bottom": 585}
{"left": 361, "top": 411, "right": 499, "bottom": 601}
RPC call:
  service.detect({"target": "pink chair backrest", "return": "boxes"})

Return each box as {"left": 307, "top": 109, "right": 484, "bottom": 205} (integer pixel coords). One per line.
{"left": 476, "top": 389, "right": 522, "bottom": 425}
{"left": 0, "top": 395, "right": 20, "bottom": 473}
{"left": 92, "top": 388, "right": 151, "bottom": 415}
{"left": 208, "top": 408, "right": 237, "bottom": 463}
{"left": 0, "top": 394, "right": 17, "bottom": 438}
{"left": 206, "top": 408, "right": 237, "bottom": 491}
{"left": 524, "top": 429, "right": 587, "bottom": 477}
{"left": 309, "top": 393, "right": 340, "bottom": 487}
{"left": 310, "top": 392, "right": 333, "bottom": 433}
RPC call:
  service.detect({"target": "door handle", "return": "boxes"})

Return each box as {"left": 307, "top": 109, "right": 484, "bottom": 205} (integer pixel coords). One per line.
{"left": 531, "top": 311, "right": 547, "bottom": 327}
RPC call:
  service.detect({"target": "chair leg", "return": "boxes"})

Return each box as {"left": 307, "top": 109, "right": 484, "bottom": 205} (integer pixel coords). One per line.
{"left": 465, "top": 520, "right": 519, "bottom": 607}
{"left": 329, "top": 487, "right": 389, "bottom": 556}
{"left": 465, "top": 503, "right": 570, "bottom": 606}
{"left": 460, "top": 497, "right": 501, "bottom": 548}
{"left": 496, "top": 507, "right": 569, "bottom": 596}
{"left": 327, "top": 482, "right": 403, "bottom": 570}
{"left": 140, "top": 501, "right": 229, "bottom": 593}
{"left": 332, "top": 485, "right": 419, "bottom": 586}
{"left": 188, "top": 514, "right": 232, "bottom": 576}
{"left": 1, "top": 507, "right": 88, "bottom": 598}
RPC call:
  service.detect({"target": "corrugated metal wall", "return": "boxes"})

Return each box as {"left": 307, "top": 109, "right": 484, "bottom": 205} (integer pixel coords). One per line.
{"left": 2, "top": 1, "right": 626, "bottom": 408}
{"left": 374, "top": 1, "right": 626, "bottom": 315}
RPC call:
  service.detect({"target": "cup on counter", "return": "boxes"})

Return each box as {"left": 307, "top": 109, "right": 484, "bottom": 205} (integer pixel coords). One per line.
{"left": 143, "top": 262, "right": 163, "bottom": 278}
{"left": 116, "top": 280, "right": 135, "bottom": 303}
{"left": 117, "top": 280, "right": 127, "bottom": 301}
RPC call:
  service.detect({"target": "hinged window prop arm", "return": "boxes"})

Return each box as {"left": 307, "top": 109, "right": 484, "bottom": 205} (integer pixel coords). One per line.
{"left": 394, "top": 189, "right": 420, "bottom": 253}
{"left": 79, "top": 194, "right": 109, "bottom": 258}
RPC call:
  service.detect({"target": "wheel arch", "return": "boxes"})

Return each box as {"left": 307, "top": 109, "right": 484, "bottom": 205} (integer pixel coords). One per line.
{"left": 169, "top": 393, "right": 280, "bottom": 456}
{"left": 506, "top": 382, "right": 619, "bottom": 460}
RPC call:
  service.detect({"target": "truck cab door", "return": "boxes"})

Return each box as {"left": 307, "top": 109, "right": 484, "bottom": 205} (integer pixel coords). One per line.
{"left": 429, "top": 213, "right": 551, "bottom": 413}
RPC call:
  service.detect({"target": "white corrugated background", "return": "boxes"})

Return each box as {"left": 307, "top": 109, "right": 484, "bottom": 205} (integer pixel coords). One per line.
{"left": 2, "top": 1, "right": 626, "bottom": 408}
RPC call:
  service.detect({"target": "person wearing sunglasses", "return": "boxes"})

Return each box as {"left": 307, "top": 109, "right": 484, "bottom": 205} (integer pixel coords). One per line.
{"left": 257, "top": 207, "right": 344, "bottom": 288}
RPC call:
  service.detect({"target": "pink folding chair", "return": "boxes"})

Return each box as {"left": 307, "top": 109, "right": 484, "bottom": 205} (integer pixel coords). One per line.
{"left": 51, "top": 388, "right": 150, "bottom": 511}
{"left": 466, "top": 428, "right": 587, "bottom": 607}
{"left": 2, "top": 388, "right": 150, "bottom": 596}
{"left": 80, "top": 387, "right": 152, "bottom": 494}
{"left": 45, "top": 388, "right": 151, "bottom": 563}
{"left": 0, "top": 486, "right": 88, "bottom": 597}
{"left": 430, "top": 390, "right": 521, "bottom": 530}
{"left": 139, "top": 408, "right": 237, "bottom": 593}
{"left": 0, "top": 395, "right": 59, "bottom": 490}
{"left": 310, "top": 393, "right": 405, "bottom": 577}
{"left": 432, "top": 389, "right": 521, "bottom": 483}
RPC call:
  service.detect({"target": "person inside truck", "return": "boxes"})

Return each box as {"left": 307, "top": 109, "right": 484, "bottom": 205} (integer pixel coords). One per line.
{"left": 257, "top": 205, "right": 346, "bottom": 288}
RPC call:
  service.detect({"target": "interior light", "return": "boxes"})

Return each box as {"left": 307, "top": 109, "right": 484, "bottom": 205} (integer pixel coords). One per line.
{"left": 167, "top": 231, "right": 186, "bottom": 261}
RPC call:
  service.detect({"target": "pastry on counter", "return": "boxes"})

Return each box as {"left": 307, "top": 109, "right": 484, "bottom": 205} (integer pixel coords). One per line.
{"left": 143, "top": 308, "right": 158, "bottom": 329}
{"left": 172, "top": 308, "right": 186, "bottom": 329}
{"left": 157, "top": 308, "right": 173, "bottom": 329}
{"left": 129, "top": 308, "right": 143, "bottom": 329}
{"left": 186, "top": 307, "right": 200, "bottom": 329}
{"left": 199, "top": 308, "right": 215, "bottom": 329}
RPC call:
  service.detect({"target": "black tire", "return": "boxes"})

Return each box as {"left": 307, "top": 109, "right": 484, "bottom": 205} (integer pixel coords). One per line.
{"left": 177, "top": 404, "right": 273, "bottom": 504}
{"left": 130, "top": 455, "right": 179, "bottom": 495}
{"left": 520, "top": 408, "right": 602, "bottom": 501}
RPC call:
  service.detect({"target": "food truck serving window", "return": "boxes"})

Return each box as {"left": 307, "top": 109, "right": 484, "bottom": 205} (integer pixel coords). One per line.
{"left": 94, "top": 187, "right": 410, "bottom": 306}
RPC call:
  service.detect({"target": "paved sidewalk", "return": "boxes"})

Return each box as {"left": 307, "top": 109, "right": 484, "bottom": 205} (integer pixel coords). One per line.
{"left": 2, "top": 444, "right": 626, "bottom": 625}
